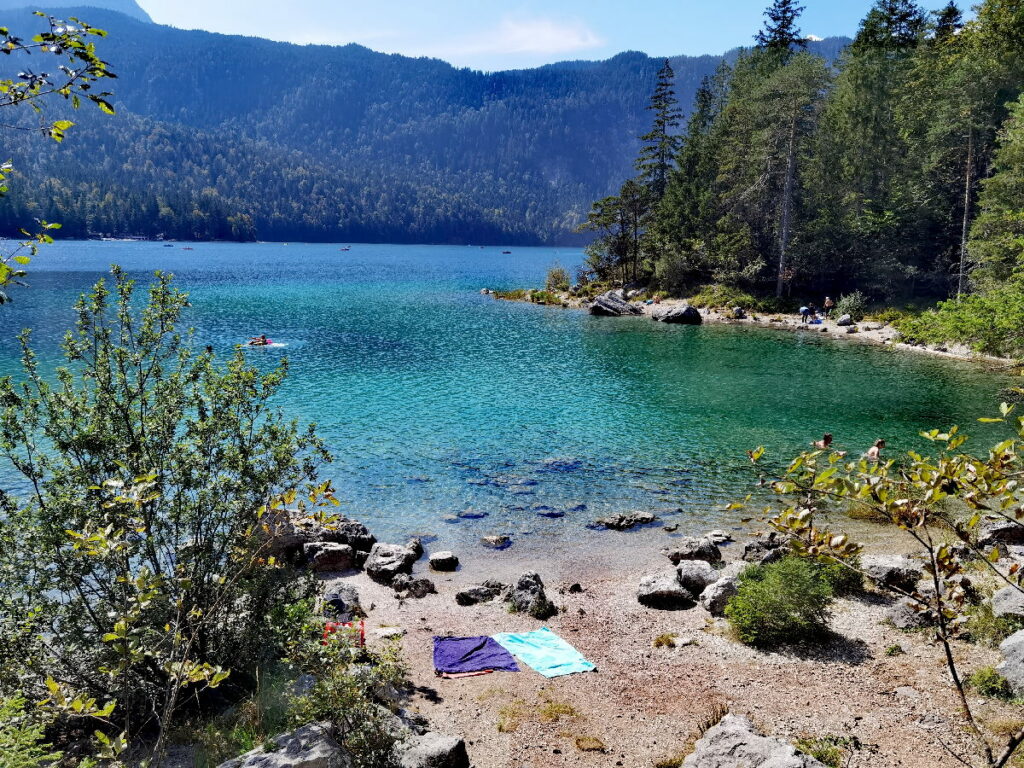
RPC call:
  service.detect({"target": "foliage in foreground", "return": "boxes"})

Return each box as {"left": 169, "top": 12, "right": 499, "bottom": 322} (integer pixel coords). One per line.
{"left": 742, "top": 401, "right": 1024, "bottom": 767}
{"left": 0, "top": 695, "right": 64, "bottom": 768}
{"left": 725, "top": 556, "right": 835, "bottom": 647}
{"left": 0, "top": 268, "right": 331, "bottom": 762}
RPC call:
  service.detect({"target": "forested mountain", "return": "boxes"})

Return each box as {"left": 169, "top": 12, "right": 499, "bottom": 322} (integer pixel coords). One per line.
{"left": 0, "top": 0, "right": 150, "bottom": 22}
{"left": 0, "top": 6, "right": 847, "bottom": 244}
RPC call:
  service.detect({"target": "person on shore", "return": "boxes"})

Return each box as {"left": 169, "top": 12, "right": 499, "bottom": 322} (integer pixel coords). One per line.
{"left": 823, "top": 296, "right": 835, "bottom": 318}
{"left": 813, "top": 433, "right": 833, "bottom": 450}
{"left": 865, "top": 439, "right": 885, "bottom": 462}
{"left": 799, "top": 305, "right": 811, "bottom": 323}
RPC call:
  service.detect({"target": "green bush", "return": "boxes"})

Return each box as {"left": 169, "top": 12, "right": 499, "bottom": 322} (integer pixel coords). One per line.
{"left": 835, "top": 291, "right": 868, "bottom": 321}
{"left": 725, "top": 556, "right": 835, "bottom": 647}
{"left": 794, "top": 736, "right": 849, "bottom": 767}
{"left": 964, "top": 602, "right": 1024, "bottom": 648}
{"left": 545, "top": 263, "right": 571, "bottom": 293}
{"left": 868, "top": 307, "right": 915, "bottom": 325}
{"left": 967, "top": 667, "right": 1015, "bottom": 700}
{"left": 816, "top": 556, "right": 863, "bottom": 596}
{"left": 529, "top": 290, "right": 561, "bottom": 305}
{"left": 687, "top": 284, "right": 758, "bottom": 309}
{"left": 0, "top": 696, "right": 62, "bottom": 768}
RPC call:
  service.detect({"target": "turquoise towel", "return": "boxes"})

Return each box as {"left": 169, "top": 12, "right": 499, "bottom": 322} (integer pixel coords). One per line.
{"left": 492, "top": 627, "right": 596, "bottom": 678}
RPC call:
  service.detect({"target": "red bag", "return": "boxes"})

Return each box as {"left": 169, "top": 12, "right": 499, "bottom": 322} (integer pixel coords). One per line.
{"left": 323, "top": 619, "right": 365, "bottom": 647}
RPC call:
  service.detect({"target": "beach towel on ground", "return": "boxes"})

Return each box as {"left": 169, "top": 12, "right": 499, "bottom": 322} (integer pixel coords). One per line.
{"left": 433, "top": 636, "right": 519, "bottom": 676}
{"left": 492, "top": 627, "right": 596, "bottom": 678}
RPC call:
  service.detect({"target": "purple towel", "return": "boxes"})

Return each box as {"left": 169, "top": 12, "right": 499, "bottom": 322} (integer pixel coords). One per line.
{"left": 433, "top": 636, "right": 519, "bottom": 674}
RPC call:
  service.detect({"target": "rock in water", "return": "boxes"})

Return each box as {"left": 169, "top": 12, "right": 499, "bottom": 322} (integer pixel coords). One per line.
{"left": 682, "top": 714, "right": 827, "bottom": 767}
{"left": 589, "top": 290, "right": 643, "bottom": 317}
{"left": 664, "top": 537, "right": 722, "bottom": 565}
{"left": 429, "top": 551, "right": 459, "bottom": 571}
{"left": 217, "top": 722, "right": 351, "bottom": 768}
{"left": 652, "top": 305, "right": 702, "bottom": 325}
{"left": 637, "top": 572, "right": 695, "bottom": 610}
{"left": 508, "top": 571, "right": 557, "bottom": 619}
{"left": 365, "top": 543, "right": 418, "bottom": 585}
{"left": 395, "top": 732, "right": 470, "bottom": 768}
{"left": 480, "top": 535, "right": 512, "bottom": 550}
{"left": 592, "top": 511, "right": 656, "bottom": 531}
{"left": 997, "top": 629, "right": 1024, "bottom": 697}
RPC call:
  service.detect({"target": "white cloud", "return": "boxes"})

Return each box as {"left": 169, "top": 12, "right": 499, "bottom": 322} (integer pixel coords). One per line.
{"left": 805, "top": 34, "right": 824, "bottom": 42}
{"left": 417, "top": 15, "right": 605, "bottom": 61}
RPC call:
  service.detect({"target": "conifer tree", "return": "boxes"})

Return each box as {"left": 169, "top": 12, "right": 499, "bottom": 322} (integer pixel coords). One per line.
{"left": 934, "top": 1, "right": 963, "bottom": 40}
{"left": 755, "top": 0, "right": 807, "bottom": 54}
{"left": 636, "top": 60, "right": 683, "bottom": 203}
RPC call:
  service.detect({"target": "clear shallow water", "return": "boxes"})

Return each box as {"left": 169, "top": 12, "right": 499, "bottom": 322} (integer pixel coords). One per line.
{"left": 0, "top": 241, "right": 1012, "bottom": 549}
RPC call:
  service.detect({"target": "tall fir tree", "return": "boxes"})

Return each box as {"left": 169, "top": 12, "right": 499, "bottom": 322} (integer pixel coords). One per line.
{"left": 755, "top": 0, "right": 807, "bottom": 54}
{"left": 636, "top": 60, "right": 683, "bottom": 203}
{"left": 934, "top": 1, "right": 963, "bottom": 40}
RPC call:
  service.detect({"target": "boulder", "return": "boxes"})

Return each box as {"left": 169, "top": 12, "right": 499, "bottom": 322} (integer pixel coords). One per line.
{"left": 218, "top": 722, "right": 351, "bottom": 768}
{"left": 706, "top": 530, "right": 733, "bottom": 544}
{"left": 676, "top": 560, "right": 719, "bottom": 595}
{"left": 992, "top": 586, "right": 1024, "bottom": 620}
{"left": 365, "top": 543, "right": 418, "bottom": 585}
{"left": 405, "top": 538, "right": 424, "bottom": 558}
{"left": 592, "top": 511, "right": 657, "bottom": 531}
{"left": 861, "top": 555, "right": 921, "bottom": 592}
{"left": 699, "top": 576, "right": 739, "bottom": 617}
{"left": 392, "top": 575, "right": 437, "bottom": 599}
{"left": 732, "top": 307, "right": 746, "bottom": 319}
{"left": 652, "top": 305, "right": 703, "bottom": 325}
{"left": 886, "top": 597, "right": 933, "bottom": 630}
{"left": 742, "top": 534, "right": 786, "bottom": 564}
{"left": 428, "top": 551, "right": 459, "bottom": 571}
{"left": 395, "top": 732, "right": 470, "bottom": 768}
{"left": 682, "top": 714, "right": 826, "bottom": 767}
{"left": 978, "top": 520, "right": 1024, "bottom": 549}
{"left": 589, "top": 291, "right": 642, "bottom": 317}
{"left": 455, "top": 580, "right": 508, "bottom": 606}
{"left": 836, "top": 314, "right": 853, "bottom": 327}
{"left": 303, "top": 542, "right": 355, "bottom": 572}
{"left": 322, "top": 583, "right": 363, "bottom": 620}
{"left": 997, "top": 629, "right": 1024, "bottom": 697}
{"left": 665, "top": 537, "right": 722, "bottom": 565}
{"left": 480, "top": 535, "right": 512, "bottom": 550}
{"left": 637, "top": 572, "right": 695, "bottom": 610}
{"left": 263, "top": 511, "right": 376, "bottom": 560}
{"left": 508, "top": 571, "right": 557, "bottom": 619}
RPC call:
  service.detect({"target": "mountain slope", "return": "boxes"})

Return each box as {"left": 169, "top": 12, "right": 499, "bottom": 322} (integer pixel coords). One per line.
{"left": 0, "top": 7, "right": 849, "bottom": 243}
{"left": 0, "top": 0, "right": 151, "bottom": 22}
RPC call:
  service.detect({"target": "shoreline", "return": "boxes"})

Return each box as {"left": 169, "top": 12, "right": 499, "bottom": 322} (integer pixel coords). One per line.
{"left": 491, "top": 291, "right": 1019, "bottom": 370}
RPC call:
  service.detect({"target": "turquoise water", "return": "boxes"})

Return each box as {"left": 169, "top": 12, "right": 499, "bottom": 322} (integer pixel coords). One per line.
{"left": 0, "top": 241, "right": 1011, "bottom": 546}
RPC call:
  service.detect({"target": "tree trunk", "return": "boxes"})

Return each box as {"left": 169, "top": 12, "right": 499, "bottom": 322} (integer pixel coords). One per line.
{"left": 957, "top": 130, "right": 974, "bottom": 300}
{"left": 776, "top": 108, "right": 799, "bottom": 298}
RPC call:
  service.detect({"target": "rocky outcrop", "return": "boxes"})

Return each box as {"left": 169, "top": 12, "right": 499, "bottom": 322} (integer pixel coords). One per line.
{"left": 978, "top": 520, "right": 1024, "bottom": 549}
{"left": 304, "top": 542, "right": 355, "bottom": 572}
{"left": 218, "top": 722, "right": 351, "bottom": 768}
{"left": 263, "top": 511, "right": 377, "bottom": 561}
{"left": 589, "top": 291, "right": 643, "bottom": 317}
{"left": 992, "top": 586, "right": 1024, "bottom": 620}
{"left": 665, "top": 537, "right": 722, "bottom": 565}
{"left": 682, "top": 715, "right": 826, "bottom": 767}
{"left": 508, "top": 571, "right": 557, "bottom": 619}
{"left": 699, "top": 576, "right": 739, "bottom": 617}
{"left": 591, "top": 511, "right": 657, "bottom": 531}
{"left": 637, "top": 572, "right": 695, "bottom": 610}
{"left": 997, "top": 629, "right": 1024, "bottom": 697}
{"left": 742, "top": 533, "right": 786, "bottom": 565}
{"left": 365, "top": 543, "right": 419, "bottom": 585}
{"left": 428, "top": 551, "right": 459, "bottom": 571}
{"left": 885, "top": 596, "right": 933, "bottom": 629}
{"left": 652, "top": 305, "right": 702, "bottom": 325}
{"left": 676, "top": 560, "right": 719, "bottom": 596}
{"left": 455, "top": 580, "right": 509, "bottom": 606}
{"left": 862, "top": 555, "right": 921, "bottom": 592}
{"left": 395, "top": 732, "right": 470, "bottom": 768}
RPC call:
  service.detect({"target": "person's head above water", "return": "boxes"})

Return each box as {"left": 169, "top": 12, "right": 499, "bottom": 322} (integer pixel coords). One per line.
{"left": 874, "top": 439, "right": 886, "bottom": 448}
{"left": 822, "top": 433, "right": 833, "bottom": 445}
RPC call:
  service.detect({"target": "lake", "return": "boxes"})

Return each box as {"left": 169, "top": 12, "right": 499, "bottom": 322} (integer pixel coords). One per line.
{"left": 0, "top": 241, "right": 1011, "bottom": 552}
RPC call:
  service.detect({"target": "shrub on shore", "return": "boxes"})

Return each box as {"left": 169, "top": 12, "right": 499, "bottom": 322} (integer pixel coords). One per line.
{"left": 546, "top": 263, "right": 571, "bottom": 292}
{"left": 834, "top": 290, "right": 868, "bottom": 321}
{"left": 725, "top": 556, "right": 834, "bottom": 647}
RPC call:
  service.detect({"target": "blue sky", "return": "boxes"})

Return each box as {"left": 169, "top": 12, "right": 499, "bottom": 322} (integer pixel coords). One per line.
{"left": 137, "top": 0, "right": 889, "bottom": 70}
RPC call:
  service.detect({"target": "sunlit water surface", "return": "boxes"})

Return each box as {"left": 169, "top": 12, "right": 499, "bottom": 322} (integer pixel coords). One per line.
{"left": 0, "top": 242, "right": 1011, "bottom": 558}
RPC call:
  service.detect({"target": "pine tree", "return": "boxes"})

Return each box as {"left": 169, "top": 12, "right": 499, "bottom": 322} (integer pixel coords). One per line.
{"left": 853, "top": 0, "right": 926, "bottom": 52}
{"left": 636, "top": 60, "right": 683, "bottom": 203}
{"left": 755, "top": 0, "right": 807, "bottom": 54}
{"left": 934, "top": 1, "right": 963, "bottom": 40}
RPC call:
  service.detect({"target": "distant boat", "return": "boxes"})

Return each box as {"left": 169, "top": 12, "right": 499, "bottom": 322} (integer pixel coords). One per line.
{"left": 182, "top": 247, "right": 195, "bottom": 251}
{"left": 163, "top": 244, "right": 174, "bottom": 248}
{"left": 502, "top": 250, "right": 512, "bottom": 254}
